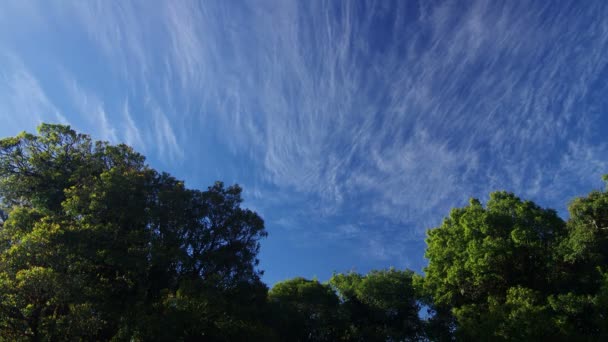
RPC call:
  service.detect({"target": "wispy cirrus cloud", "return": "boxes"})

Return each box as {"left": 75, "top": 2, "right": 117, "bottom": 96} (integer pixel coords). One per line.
{"left": 156, "top": 0, "right": 608, "bottom": 242}
{"left": 63, "top": 76, "right": 117, "bottom": 143}
{"left": 149, "top": 100, "right": 184, "bottom": 162}
{"left": 0, "top": 54, "right": 67, "bottom": 135}
{"left": 159, "top": 1, "right": 607, "bottom": 217}
{"left": 122, "top": 101, "right": 144, "bottom": 152}
{"left": 70, "top": 0, "right": 606, "bottom": 242}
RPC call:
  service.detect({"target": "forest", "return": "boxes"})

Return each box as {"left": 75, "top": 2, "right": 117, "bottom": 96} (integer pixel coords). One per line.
{"left": 0, "top": 124, "right": 607, "bottom": 341}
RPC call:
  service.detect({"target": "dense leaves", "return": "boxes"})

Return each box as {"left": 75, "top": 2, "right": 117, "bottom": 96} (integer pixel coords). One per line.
{"left": 1, "top": 124, "right": 608, "bottom": 341}
{"left": 0, "top": 124, "right": 268, "bottom": 340}
{"left": 329, "top": 270, "right": 422, "bottom": 341}
{"left": 268, "top": 278, "right": 342, "bottom": 341}
{"left": 422, "top": 185, "right": 608, "bottom": 341}
{"left": 267, "top": 270, "right": 423, "bottom": 342}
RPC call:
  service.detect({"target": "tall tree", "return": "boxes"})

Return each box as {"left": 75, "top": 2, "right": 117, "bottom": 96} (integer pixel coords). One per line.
{"left": 0, "top": 124, "right": 268, "bottom": 340}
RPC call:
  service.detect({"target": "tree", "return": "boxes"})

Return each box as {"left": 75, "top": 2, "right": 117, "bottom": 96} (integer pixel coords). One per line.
{"left": 549, "top": 175, "right": 608, "bottom": 339}
{"left": 422, "top": 191, "right": 568, "bottom": 340}
{"left": 0, "top": 124, "right": 268, "bottom": 340}
{"left": 329, "top": 269, "right": 423, "bottom": 342}
{"left": 268, "top": 277, "right": 343, "bottom": 342}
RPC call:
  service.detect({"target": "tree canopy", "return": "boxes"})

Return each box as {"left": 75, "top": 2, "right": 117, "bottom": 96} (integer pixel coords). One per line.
{"left": 0, "top": 124, "right": 268, "bottom": 340}
{"left": 1, "top": 124, "right": 607, "bottom": 341}
{"left": 422, "top": 187, "right": 608, "bottom": 341}
{"left": 329, "top": 269, "right": 422, "bottom": 341}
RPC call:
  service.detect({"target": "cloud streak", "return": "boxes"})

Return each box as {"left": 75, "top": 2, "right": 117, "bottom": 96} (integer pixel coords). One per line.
{"left": 160, "top": 1, "right": 608, "bottom": 224}
{"left": 0, "top": 54, "right": 66, "bottom": 135}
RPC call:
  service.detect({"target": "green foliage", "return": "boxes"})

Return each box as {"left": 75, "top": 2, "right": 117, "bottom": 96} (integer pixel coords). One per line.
{"left": 268, "top": 270, "right": 423, "bottom": 342}
{"left": 330, "top": 269, "right": 423, "bottom": 341}
{"left": 269, "top": 277, "right": 342, "bottom": 341}
{"left": 423, "top": 182, "right": 608, "bottom": 341}
{"left": 423, "top": 193, "right": 566, "bottom": 308}
{"left": 549, "top": 175, "right": 608, "bottom": 340}
{"left": 1, "top": 124, "right": 608, "bottom": 341}
{"left": 0, "top": 124, "right": 268, "bottom": 340}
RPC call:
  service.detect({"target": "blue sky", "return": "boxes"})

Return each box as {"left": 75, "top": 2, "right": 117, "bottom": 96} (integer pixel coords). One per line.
{"left": 1, "top": 0, "right": 608, "bottom": 285}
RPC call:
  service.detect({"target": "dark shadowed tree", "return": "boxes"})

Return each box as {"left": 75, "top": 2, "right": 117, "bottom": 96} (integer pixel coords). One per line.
{"left": 268, "top": 277, "right": 343, "bottom": 342}
{"left": 330, "top": 269, "right": 423, "bottom": 342}
{"left": 549, "top": 175, "right": 608, "bottom": 340}
{"left": 0, "top": 124, "right": 268, "bottom": 340}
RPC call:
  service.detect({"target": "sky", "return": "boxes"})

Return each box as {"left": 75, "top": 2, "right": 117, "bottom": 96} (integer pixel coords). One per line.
{"left": 1, "top": 0, "right": 608, "bottom": 285}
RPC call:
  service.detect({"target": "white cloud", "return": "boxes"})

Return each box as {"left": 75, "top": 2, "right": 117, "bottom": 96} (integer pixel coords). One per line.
{"left": 64, "top": 77, "right": 117, "bottom": 143}
{"left": 122, "top": 100, "right": 144, "bottom": 151}
{"left": 150, "top": 101, "right": 184, "bottom": 162}
{"left": 126, "top": 0, "right": 607, "bottom": 244}
{"left": 2, "top": 0, "right": 608, "bottom": 259}
{"left": 0, "top": 54, "right": 64, "bottom": 135}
